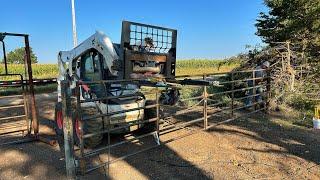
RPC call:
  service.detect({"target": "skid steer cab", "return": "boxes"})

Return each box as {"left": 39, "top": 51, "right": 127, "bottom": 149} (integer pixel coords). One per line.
{"left": 55, "top": 21, "right": 177, "bottom": 148}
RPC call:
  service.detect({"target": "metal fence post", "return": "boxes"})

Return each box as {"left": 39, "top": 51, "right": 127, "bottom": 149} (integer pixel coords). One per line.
{"left": 61, "top": 80, "right": 76, "bottom": 178}
{"left": 156, "top": 89, "right": 160, "bottom": 134}
{"left": 203, "top": 75, "right": 208, "bottom": 130}
{"left": 24, "top": 35, "right": 38, "bottom": 136}
{"left": 252, "top": 70, "right": 256, "bottom": 111}
{"left": 75, "top": 82, "right": 85, "bottom": 175}
{"left": 231, "top": 72, "right": 235, "bottom": 117}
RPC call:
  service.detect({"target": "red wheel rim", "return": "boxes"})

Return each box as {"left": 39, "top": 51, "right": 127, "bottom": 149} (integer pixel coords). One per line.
{"left": 75, "top": 118, "right": 81, "bottom": 139}
{"left": 57, "top": 111, "right": 63, "bottom": 129}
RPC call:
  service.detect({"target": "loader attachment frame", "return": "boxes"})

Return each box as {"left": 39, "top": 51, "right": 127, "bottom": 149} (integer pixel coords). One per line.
{"left": 121, "top": 21, "right": 177, "bottom": 79}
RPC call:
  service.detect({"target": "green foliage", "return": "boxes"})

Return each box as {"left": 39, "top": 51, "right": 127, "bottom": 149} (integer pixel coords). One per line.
{"left": 2, "top": 47, "right": 38, "bottom": 64}
{"left": 287, "top": 94, "right": 316, "bottom": 110}
{"left": 256, "top": 0, "right": 320, "bottom": 60}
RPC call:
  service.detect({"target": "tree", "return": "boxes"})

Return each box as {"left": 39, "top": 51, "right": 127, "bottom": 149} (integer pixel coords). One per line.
{"left": 2, "top": 47, "right": 38, "bottom": 64}
{"left": 256, "top": 0, "right": 320, "bottom": 60}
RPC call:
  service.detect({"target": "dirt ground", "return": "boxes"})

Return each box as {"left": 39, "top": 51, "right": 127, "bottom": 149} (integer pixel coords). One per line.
{"left": 0, "top": 92, "right": 319, "bottom": 180}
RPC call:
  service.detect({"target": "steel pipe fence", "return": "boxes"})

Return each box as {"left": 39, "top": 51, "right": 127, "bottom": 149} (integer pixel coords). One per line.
{"left": 0, "top": 74, "right": 31, "bottom": 144}
{"left": 0, "top": 33, "right": 40, "bottom": 146}
{"left": 61, "top": 68, "right": 271, "bottom": 178}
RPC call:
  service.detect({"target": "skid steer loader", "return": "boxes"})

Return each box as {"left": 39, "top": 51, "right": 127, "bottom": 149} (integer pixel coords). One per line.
{"left": 54, "top": 21, "right": 178, "bottom": 147}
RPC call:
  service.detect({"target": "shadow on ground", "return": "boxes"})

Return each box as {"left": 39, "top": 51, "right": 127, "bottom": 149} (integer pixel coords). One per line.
{"left": 0, "top": 93, "right": 212, "bottom": 180}
{"left": 0, "top": 92, "right": 319, "bottom": 179}
{"left": 208, "top": 111, "right": 320, "bottom": 166}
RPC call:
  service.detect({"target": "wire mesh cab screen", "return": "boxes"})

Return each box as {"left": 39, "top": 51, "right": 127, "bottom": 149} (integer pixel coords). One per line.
{"left": 121, "top": 21, "right": 177, "bottom": 79}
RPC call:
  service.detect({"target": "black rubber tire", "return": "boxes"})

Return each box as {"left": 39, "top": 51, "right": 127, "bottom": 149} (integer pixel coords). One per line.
{"left": 73, "top": 107, "right": 103, "bottom": 148}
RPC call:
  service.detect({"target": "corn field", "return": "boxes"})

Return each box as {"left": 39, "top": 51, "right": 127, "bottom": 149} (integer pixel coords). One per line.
{"left": 0, "top": 59, "right": 239, "bottom": 80}
{"left": 0, "top": 64, "right": 58, "bottom": 80}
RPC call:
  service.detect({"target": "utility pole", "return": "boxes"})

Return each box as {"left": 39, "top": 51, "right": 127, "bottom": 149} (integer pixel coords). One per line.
{"left": 71, "top": 0, "right": 78, "bottom": 47}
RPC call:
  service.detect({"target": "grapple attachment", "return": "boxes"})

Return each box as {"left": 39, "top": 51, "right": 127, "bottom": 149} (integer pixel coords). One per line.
{"left": 121, "top": 21, "right": 177, "bottom": 79}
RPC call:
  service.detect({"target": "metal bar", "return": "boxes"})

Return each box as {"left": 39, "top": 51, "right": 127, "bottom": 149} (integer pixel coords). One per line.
{"left": 206, "top": 107, "right": 266, "bottom": 129}
{"left": 61, "top": 81, "right": 76, "bottom": 178}
{"left": 161, "top": 99, "right": 203, "bottom": 109}
{"left": 107, "top": 90, "right": 111, "bottom": 176}
{"left": 0, "top": 115, "right": 26, "bottom": 121}
{"left": 0, "top": 136, "right": 35, "bottom": 146}
{"left": 207, "top": 101, "right": 265, "bottom": 118}
{"left": 233, "top": 93, "right": 267, "bottom": 102}
{"left": 82, "top": 131, "right": 157, "bottom": 158}
{"left": 22, "top": 78, "right": 30, "bottom": 134}
{"left": 76, "top": 83, "right": 86, "bottom": 175}
{"left": 159, "top": 117, "right": 204, "bottom": 133}
{"left": 0, "top": 123, "right": 26, "bottom": 130}
{"left": 174, "top": 69, "right": 267, "bottom": 78}
{"left": 82, "top": 105, "right": 157, "bottom": 121}
{"left": 85, "top": 125, "right": 200, "bottom": 174}
{"left": 0, "top": 73, "right": 25, "bottom": 77}
{"left": 0, "top": 104, "right": 25, "bottom": 110}
{"left": 180, "top": 95, "right": 203, "bottom": 102}
{"left": 207, "top": 101, "right": 229, "bottom": 108}
{"left": 203, "top": 75, "right": 208, "bottom": 130}
{"left": 252, "top": 70, "right": 256, "bottom": 110}
{"left": 233, "top": 101, "right": 265, "bottom": 111}
{"left": 82, "top": 117, "right": 158, "bottom": 139}
{"left": 0, "top": 95, "right": 23, "bottom": 99}
{"left": 266, "top": 69, "right": 271, "bottom": 112}
{"left": 218, "top": 77, "right": 270, "bottom": 85}
{"left": 0, "top": 84, "right": 23, "bottom": 87}
{"left": 124, "top": 21, "right": 177, "bottom": 32}
{"left": 231, "top": 72, "right": 234, "bottom": 117}
{"left": 207, "top": 84, "right": 270, "bottom": 97}
{"left": 25, "top": 35, "right": 39, "bottom": 135}
{"left": 1, "top": 41, "right": 8, "bottom": 74}
{"left": 79, "top": 79, "right": 146, "bottom": 84}
{"left": 80, "top": 93, "right": 155, "bottom": 103}
{"left": 0, "top": 129, "right": 28, "bottom": 136}
{"left": 80, "top": 95, "right": 140, "bottom": 103}
{"left": 156, "top": 90, "right": 160, "bottom": 135}
{"left": 207, "top": 107, "right": 231, "bottom": 119}
{"left": 1, "top": 32, "right": 28, "bottom": 37}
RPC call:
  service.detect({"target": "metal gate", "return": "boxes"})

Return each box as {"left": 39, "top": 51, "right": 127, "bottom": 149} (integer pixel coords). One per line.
{"left": 61, "top": 68, "right": 271, "bottom": 178}
{"left": 0, "top": 33, "right": 38, "bottom": 146}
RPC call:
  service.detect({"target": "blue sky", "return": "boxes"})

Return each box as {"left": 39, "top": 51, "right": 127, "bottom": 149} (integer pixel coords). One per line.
{"left": 0, "top": 0, "right": 267, "bottom": 64}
